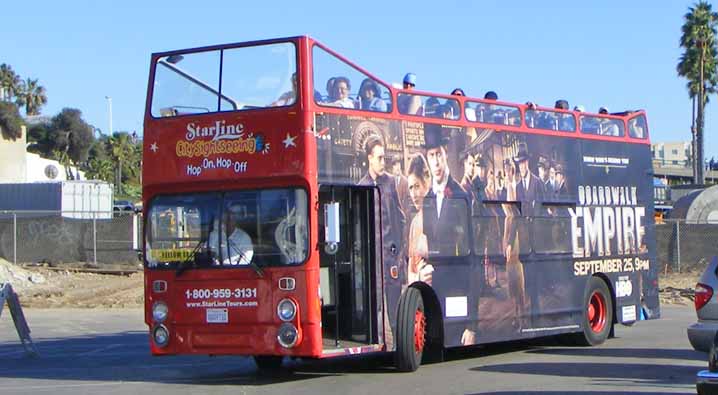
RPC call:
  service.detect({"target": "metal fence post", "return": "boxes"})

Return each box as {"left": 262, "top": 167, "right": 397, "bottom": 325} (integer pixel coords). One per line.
{"left": 13, "top": 213, "right": 17, "bottom": 265}
{"left": 675, "top": 220, "right": 681, "bottom": 273}
{"left": 93, "top": 212, "right": 97, "bottom": 266}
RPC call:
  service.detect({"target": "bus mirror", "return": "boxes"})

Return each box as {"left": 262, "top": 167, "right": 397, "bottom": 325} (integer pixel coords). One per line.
{"left": 324, "top": 202, "right": 341, "bottom": 254}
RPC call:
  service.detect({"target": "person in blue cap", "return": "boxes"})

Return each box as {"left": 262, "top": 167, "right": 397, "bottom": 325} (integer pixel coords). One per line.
{"left": 403, "top": 72, "right": 416, "bottom": 89}
{"left": 398, "top": 73, "right": 421, "bottom": 114}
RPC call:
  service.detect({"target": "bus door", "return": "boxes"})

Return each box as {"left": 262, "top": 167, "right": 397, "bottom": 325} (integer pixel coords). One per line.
{"left": 319, "top": 186, "right": 378, "bottom": 348}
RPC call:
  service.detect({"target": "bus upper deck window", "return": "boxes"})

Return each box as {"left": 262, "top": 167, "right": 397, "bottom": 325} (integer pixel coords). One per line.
{"left": 580, "top": 116, "right": 625, "bottom": 137}
{"left": 629, "top": 115, "right": 647, "bottom": 139}
{"left": 526, "top": 109, "right": 574, "bottom": 131}
{"left": 313, "top": 45, "right": 392, "bottom": 113}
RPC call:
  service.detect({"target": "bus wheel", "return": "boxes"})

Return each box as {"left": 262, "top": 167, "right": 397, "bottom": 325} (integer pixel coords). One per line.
{"left": 254, "top": 355, "right": 283, "bottom": 371}
{"left": 576, "top": 276, "right": 613, "bottom": 346}
{"left": 395, "top": 287, "right": 425, "bottom": 372}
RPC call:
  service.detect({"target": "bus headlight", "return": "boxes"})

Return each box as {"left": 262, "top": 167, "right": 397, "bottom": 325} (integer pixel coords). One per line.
{"left": 152, "top": 301, "right": 168, "bottom": 323}
{"left": 277, "top": 299, "right": 297, "bottom": 322}
{"left": 153, "top": 325, "right": 170, "bottom": 347}
{"left": 277, "top": 323, "right": 298, "bottom": 348}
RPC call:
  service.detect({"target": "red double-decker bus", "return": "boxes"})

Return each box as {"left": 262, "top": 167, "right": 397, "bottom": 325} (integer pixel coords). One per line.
{"left": 142, "top": 36, "right": 659, "bottom": 371}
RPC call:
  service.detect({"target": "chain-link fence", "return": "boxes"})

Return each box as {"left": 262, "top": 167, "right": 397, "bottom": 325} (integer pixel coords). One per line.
{"left": 0, "top": 210, "right": 141, "bottom": 266}
{"left": 656, "top": 219, "right": 718, "bottom": 273}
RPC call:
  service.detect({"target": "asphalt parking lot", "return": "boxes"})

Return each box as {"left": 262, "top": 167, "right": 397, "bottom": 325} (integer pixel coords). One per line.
{"left": 0, "top": 306, "right": 707, "bottom": 394}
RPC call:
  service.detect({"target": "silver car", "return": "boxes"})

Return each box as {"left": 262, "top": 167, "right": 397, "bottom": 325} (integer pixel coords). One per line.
{"left": 689, "top": 256, "right": 718, "bottom": 352}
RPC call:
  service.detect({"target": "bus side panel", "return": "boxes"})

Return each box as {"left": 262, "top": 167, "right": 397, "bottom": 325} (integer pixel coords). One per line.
{"left": 578, "top": 139, "right": 659, "bottom": 322}
{"left": 314, "top": 112, "right": 658, "bottom": 350}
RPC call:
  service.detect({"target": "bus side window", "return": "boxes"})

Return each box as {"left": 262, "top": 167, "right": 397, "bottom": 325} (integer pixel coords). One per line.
{"left": 629, "top": 115, "right": 647, "bottom": 139}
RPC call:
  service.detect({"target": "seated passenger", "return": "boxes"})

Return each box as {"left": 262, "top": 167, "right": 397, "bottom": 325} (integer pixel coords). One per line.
{"left": 484, "top": 91, "right": 498, "bottom": 101}
{"left": 438, "top": 104, "right": 454, "bottom": 119}
{"left": 598, "top": 106, "right": 609, "bottom": 115}
{"left": 451, "top": 88, "right": 466, "bottom": 96}
{"left": 324, "top": 76, "right": 355, "bottom": 108}
{"left": 398, "top": 73, "right": 422, "bottom": 115}
{"left": 357, "top": 78, "right": 387, "bottom": 112}
{"left": 424, "top": 97, "right": 440, "bottom": 117}
{"left": 599, "top": 118, "right": 620, "bottom": 136}
{"left": 554, "top": 99, "right": 569, "bottom": 110}
{"left": 270, "top": 73, "right": 297, "bottom": 106}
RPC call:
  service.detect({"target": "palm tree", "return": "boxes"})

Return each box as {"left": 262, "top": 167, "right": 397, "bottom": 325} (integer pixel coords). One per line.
{"left": 85, "top": 158, "right": 114, "bottom": 182}
{"left": 16, "top": 78, "right": 47, "bottom": 115}
{"left": 108, "top": 133, "right": 133, "bottom": 194}
{"left": 0, "top": 64, "right": 22, "bottom": 102}
{"left": 678, "top": 1, "right": 718, "bottom": 184}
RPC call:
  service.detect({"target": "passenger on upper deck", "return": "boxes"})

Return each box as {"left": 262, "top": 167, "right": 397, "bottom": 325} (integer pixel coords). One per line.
{"left": 451, "top": 88, "right": 466, "bottom": 96}
{"left": 326, "top": 77, "right": 337, "bottom": 101}
{"left": 598, "top": 106, "right": 609, "bottom": 115}
{"left": 484, "top": 91, "right": 498, "bottom": 101}
{"left": 357, "top": 78, "right": 387, "bottom": 112}
{"left": 325, "top": 76, "right": 355, "bottom": 108}
{"left": 554, "top": 99, "right": 569, "bottom": 110}
{"left": 424, "top": 97, "right": 440, "bottom": 117}
{"left": 398, "top": 73, "right": 422, "bottom": 115}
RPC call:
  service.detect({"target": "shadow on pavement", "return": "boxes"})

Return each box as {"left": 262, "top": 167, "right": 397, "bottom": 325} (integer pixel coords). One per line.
{"left": 0, "top": 331, "right": 396, "bottom": 385}
{"left": 527, "top": 346, "right": 705, "bottom": 361}
{"left": 473, "top": 361, "right": 697, "bottom": 386}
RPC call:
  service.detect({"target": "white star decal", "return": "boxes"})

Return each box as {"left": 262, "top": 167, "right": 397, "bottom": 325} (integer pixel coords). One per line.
{"left": 282, "top": 133, "right": 296, "bottom": 148}
{"left": 150, "top": 142, "right": 159, "bottom": 153}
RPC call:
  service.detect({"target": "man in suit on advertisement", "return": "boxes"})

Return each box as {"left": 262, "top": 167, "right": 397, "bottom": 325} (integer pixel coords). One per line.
{"left": 511, "top": 142, "right": 546, "bottom": 325}
{"left": 421, "top": 123, "right": 477, "bottom": 345}
{"left": 358, "top": 134, "right": 406, "bottom": 342}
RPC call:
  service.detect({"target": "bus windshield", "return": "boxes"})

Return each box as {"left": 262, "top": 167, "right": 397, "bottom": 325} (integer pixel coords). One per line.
{"left": 150, "top": 41, "right": 297, "bottom": 117}
{"left": 145, "top": 188, "right": 308, "bottom": 269}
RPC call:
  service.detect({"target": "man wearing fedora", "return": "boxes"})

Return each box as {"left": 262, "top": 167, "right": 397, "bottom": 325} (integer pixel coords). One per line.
{"left": 421, "top": 123, "right": 478, "bottom": 345}
{"left": 506, "top": 142, "right": 546, "bottom": 326}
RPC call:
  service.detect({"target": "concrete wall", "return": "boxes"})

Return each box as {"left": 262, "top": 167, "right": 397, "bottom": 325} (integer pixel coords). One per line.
{"left": 0, "top": 125, "right": 27, "bottom": 183}
{"left": 0, "top": 213, "right": 140, "bottom": 265}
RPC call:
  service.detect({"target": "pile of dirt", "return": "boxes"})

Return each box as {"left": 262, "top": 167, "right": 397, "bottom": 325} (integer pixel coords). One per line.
{"left": 0, "top": 258, "right": 143, "bottom": 308}
{"left": 659, "top": 270, "right": 701, "bottom": 306}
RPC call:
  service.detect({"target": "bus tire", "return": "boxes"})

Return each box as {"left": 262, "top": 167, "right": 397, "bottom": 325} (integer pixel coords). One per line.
{"left": 575, "top": 276, "right": 613, "bottom": 346}
{"left": 395, "top": 287, "right": 425, "bottom": 372}
{"left": 254, "top": 355, "right": 283, "bottom": 371}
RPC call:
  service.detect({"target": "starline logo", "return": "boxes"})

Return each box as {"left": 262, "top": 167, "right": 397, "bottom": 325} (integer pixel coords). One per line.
{"left": 185, "top": 120, "right": 245, "bottom": 141}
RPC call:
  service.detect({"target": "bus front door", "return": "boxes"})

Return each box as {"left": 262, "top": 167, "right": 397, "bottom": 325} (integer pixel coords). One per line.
{"left": 319, "top": 186, "right": 378, "bottom": 349}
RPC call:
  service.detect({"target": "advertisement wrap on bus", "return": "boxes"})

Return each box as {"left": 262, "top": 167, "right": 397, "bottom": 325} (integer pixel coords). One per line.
{"left": 142, "top": 35, "right": 659, "bottom": 371}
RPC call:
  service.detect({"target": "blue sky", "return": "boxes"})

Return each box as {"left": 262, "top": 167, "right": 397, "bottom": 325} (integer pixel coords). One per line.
{"left": 1, "top": 1, "right": 714, "bottom": 157}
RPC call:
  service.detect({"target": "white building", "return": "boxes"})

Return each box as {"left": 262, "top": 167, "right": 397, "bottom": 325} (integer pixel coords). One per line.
{"left": 651, "top": 141, "right": 691, "bottom": 168}
{"left": 0, "top": 124, "right": 85, "bottom": 182}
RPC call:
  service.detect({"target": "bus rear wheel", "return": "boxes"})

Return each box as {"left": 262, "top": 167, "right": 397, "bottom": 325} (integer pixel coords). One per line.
{"left": 395, "top": 287, "right": 425, "bottom": 372}
{"left": 575, "top": 276, "right": 613, "bottom": 346}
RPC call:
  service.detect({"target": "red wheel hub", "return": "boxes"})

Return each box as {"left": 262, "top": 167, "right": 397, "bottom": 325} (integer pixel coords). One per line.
{"left": 414, "top": 309, "right": 426, "bottom": 354}
{"left": 587, "top": 291, "right": 607, "bottom": 333}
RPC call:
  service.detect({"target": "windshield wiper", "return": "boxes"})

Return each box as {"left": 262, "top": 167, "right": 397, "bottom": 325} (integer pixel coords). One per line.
{"left": 176, "top": 221, "right": 214, "bottom": 277}
{"left": 226, "top": 236, "right": 263, "bottom": 278}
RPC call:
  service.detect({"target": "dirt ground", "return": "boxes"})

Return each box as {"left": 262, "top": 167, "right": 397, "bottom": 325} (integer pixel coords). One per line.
{"left": 0, "top": 258, "right": 702, "bottom": 309}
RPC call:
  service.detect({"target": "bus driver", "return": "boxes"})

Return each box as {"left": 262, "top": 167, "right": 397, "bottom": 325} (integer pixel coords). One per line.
{"left": 209, "top": 204, "right": 254, "bottom": 266}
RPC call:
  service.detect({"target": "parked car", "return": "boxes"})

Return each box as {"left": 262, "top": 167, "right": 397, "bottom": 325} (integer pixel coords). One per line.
{"left": 688, "top": 256, "right": 718, "bottom": 352}
{"left": 696, "top": 333, "right": 718, "bottom": 394}
{"left": 113, "top": 200, "right": 135, "bottom": 212}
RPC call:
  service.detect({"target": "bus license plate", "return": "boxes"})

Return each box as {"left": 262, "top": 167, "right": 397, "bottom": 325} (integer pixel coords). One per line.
{"left": 206, "top": 308, "right": 228, "bottom": 323}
